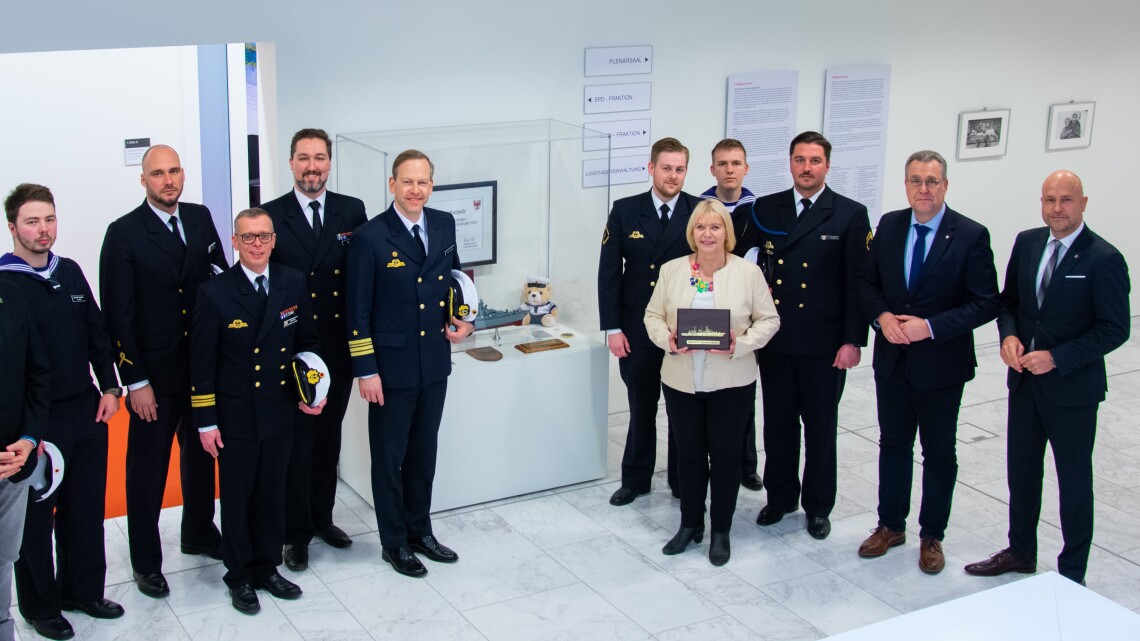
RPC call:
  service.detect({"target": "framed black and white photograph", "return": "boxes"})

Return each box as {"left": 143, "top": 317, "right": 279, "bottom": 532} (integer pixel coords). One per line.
{"left": 427, "top": 180, "right": 497, "bottom": 267}
{"left": 956, "top": 109, "right": 1010, "bottom": 160}
{"left": 1047, "top": 101, "right": 1095, "bottom": 151}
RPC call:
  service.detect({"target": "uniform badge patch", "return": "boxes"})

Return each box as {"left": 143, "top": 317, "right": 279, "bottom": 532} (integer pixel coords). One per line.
{"left": 629, "top": 231, "right": 645, "bottom": 239}
{"left": 337, "top": 232, "right": 352, "bottom": 245}
{"left": 71, "top": 294, "right": 86, "bottom": 302}
{"left": 387, "top": 258, "right": 406, "bottom": 269}
{"left": 601, "top": 228, "right": 610, "bottom": 245}
{"left": 228, "top": 319, "right": 249, "bottom": 329}
{"left": 280, "top": 305, "right": 298, "bottom": 320}
{"left": 865, "top": 230, "right": 874, "bottom": 250}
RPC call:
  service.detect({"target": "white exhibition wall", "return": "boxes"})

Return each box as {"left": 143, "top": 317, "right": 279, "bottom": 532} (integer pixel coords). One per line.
{"left": 2, "top": 0, "right": 1136, "bottom": 412}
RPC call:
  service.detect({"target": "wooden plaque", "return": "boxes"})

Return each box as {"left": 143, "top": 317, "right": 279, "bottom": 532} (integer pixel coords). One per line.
{"left": 514, "top": 339, "right": 571, "bottom": 354}
{"left": 465, "top": 346, "right": 504, "bottom": 362}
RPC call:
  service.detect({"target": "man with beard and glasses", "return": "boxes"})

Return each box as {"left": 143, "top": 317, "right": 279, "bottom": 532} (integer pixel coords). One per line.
{"left": 100, "top": 145, "right": 229, "bottom": 599}
{"left": 260, "top": 129, "right": 367, "bottom": 571}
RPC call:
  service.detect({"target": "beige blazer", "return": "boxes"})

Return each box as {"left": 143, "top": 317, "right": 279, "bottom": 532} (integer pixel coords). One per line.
{"left": 644, "top": 253, "right": 780, "bottom": 393}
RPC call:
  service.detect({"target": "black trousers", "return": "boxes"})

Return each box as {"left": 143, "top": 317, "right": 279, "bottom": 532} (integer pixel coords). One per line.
{"left": 284, "top": 367, "right": 353, "bottom": 545}
{"left": 759, "top": 351, "right": 844, "bottom": 518}
{"left": 218, "top": 429, "right": 292, "bottom": 588}
{"left": 124, "top": 392, "right": 221, "bottom": 574}
{"left": 663, "top": 382, "right": 753, "bottom": 533}
{"left": 874, "top": 363, "right": 963, "bottom": 541}
{"left": 368, "top": 381, "right": 447, "bottom": 549}
{"left": 741, "top": 409, "right": 758, "bottom": 477}
{"left": 1007, "top": 375, "right": 1098, "bottom": 583}
{"left": 617, "top": 345, "right": 677, "bottom": 493}
{"left": 15, "top": 390, "right": 108, "bottom": 620}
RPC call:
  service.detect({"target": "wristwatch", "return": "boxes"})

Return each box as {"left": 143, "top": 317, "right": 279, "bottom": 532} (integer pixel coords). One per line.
{"left": 103, "top": 387, "right": 125, "bottom": 398}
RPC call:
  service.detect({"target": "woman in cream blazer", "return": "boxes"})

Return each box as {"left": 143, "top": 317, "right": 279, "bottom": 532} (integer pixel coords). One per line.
{"left": 644, "top": 199, "right": 779, "bottom": 566}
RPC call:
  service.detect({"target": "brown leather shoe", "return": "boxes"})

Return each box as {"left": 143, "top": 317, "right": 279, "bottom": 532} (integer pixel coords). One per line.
{"left": 919, "top": 538, "right": 945, "bottom": 574}
{"left": 964, "top": 548, "right": 1036, "bottom": 577}
{"left": 858, "top": 526, "right": 906, "bottom": 558}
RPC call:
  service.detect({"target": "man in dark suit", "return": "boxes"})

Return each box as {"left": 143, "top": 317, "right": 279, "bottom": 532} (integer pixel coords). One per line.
{"left": 2, "top": 184, "right": 124, "bottom": 639}
{"left": 100, "top": 145, "right": 228, "bottom": 598}
{"left": 735, "top": 132, "right": 871, "bottom": 540}
{"left": 0, "top": 280, "right": 50, "bottom": 641}
{"left": 965, "top": 171, "right": 1130, "bottom": 585}
{"left": 346, "top": 150, "right": 473, "bottom": 578}
{"left": 260, "top": 128, "right": 368, "bottom": 570}
{"left": 598, "top": 137, "right": 700, "bottom": 506}
{"left": 191, "top": 208, "right": 325, "bottom": 613}
{"left": 856, "top": 150, "right": 999, "bottom": 574}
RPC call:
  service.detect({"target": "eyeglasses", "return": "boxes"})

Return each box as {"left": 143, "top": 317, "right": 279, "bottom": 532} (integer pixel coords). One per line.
{"left": 907, "top": 178, "right": 944, "bottom": 190}
{"left": 237, "top": 232, "right": 275, "bottom": 244}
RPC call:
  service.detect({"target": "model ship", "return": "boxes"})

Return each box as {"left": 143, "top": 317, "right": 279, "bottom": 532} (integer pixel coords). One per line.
{"left": 473, "top": 300, "right": 526, "bottom": 330}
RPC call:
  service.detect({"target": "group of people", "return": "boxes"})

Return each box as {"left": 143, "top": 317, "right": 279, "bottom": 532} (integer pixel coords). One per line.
{"left": 0, "top": 129, "right": 470, "bottom": 640}
{"left": 0, "top": 126, "right": 1130, "bottom": 640}
{"left": 599, "top": 134, "right": 1130, "bottom": 583}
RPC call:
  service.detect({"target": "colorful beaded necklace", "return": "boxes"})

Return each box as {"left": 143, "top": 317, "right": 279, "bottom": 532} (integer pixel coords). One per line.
{"left": 690, "top": 261, "right": 714, "bottom": 293}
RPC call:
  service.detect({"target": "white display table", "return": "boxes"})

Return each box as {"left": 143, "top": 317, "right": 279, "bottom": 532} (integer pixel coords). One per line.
{"left": 827, "top": 572, "right": 1140, "bottom": 640}
{"left": 338, "top": 322, "right": 608, "bottom": 513}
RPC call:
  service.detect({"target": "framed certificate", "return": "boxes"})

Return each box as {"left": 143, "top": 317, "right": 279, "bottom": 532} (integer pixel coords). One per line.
{"left": 676, "top": 308, "right": 730, "bottom": 350}
{"left": 428, "top": 180, "right": 497, "bottom": 266}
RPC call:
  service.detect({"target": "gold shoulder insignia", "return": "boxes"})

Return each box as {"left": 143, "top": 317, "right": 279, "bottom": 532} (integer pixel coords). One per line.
{"left": 865, "top": 230, "right": 874, "bottom": 250}
{"left": 601, "top": 227, "right": 610, "bottom": 245}
{"left": 629, "top": 231, "right": 645, "bottom": 239}
{"left": 228, "top": 319, "right": 249, "bottom": 329}
{"left": 387, "top": 258, "right": 406, "bottom": 269}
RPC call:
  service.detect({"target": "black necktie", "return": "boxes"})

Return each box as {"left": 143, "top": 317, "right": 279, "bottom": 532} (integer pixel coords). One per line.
{"left": 659, "top": 204, "right": 670, "bottom": 229}
{"left": 309, "top": 201, "right": 322, "bottom": 238}
{"left": 799, "top": 198, "right": 812, "bottom": 218}
{"left": 169, "top": 215, "right": 186, "bottom": 250}
{"left": 1037, "top": 239, "right": 1061, "bottom": 308}
{"left": 255, "top": 275, "right": 268, "bottom": 301}
{"left": 908, "top": 224, "right": 930, "bottom": 295}
{"left": 412, "top": 224, "right": 427, "bottom": 260}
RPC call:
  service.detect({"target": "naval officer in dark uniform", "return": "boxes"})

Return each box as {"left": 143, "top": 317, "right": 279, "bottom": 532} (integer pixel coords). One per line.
{"left": 260, "top": 128, "right": 367, "bottom": 569}
{"left": 99, "top": 145, "right": 228, "bottom": 598}
{"left": 190, "top": 208, "right": 324, "bottom": 614}
{"left": 598, "top": 137, "right": 701, "bottom": 506}
{"left": 346, "top": 149, "right": 473, "bottom": 578}
{"left": 735, "top": 132, "right": 871, "bottom": 540}
{"left": 2, "top": 184, "right": 124, "bottom": 639}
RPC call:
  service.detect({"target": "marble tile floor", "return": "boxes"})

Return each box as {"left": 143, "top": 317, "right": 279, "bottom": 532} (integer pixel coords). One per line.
{"left": 10, "top": 321, "right": 1140, "bottom": 640}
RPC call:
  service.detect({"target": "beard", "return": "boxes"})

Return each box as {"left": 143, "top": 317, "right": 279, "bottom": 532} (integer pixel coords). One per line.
{"left": 296, "top": 173, "right": 327, "bottom": 195}
{"left": 18, "top": 234, "right": 53, "bottom": 254}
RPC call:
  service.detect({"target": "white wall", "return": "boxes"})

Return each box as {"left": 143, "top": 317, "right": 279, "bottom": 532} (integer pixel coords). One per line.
{"left": 2, "top": 0, "right": 1137, "bottom": 411}
{"left": 0, "top": 46, "right": 203, "bottom": 281}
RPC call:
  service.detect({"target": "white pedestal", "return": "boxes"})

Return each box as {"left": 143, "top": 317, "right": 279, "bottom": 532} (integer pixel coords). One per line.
{"left": 339, "top": 322, "right": 608, "bottom": 513}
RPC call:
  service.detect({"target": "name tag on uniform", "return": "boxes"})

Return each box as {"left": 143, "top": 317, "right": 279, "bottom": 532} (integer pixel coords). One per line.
{"left": 71, "top": 294, "right": 86, "bottom": 302}
{"left": 820, "top": 235, "right": 840, "bottom": 241}
{"left": 1065, "top": 274, "right": 1086, "bottom": 279}
{"left": 284, "top": 317, "right": 299, "bottom": 327}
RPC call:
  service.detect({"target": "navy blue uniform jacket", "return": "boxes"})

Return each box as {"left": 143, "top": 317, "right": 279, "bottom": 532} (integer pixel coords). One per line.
{"left": 857, "top": 206, "right": 1000, "bottom": 389}
{"left": 189, "top": 264, "right": 319, "bottom": 441}
{"left": 100, "top": 201, "right": 228, "bottom": 393}
{"left": 735, "top": 186, "right": 871, "bottom": 355}
{"left": 999, "top": 225, "right": 1130, "bottom": 405}
{"left": 597, "top": 190, "right": 701, "bottom": 347}
{"left": 345, "top": 206, "right": 461, "bottom": 389}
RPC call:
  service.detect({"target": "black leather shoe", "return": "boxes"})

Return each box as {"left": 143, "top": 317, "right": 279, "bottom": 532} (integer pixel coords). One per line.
{"left": 181, "top": 542, "right": 223, "bottom": 560}
{"left": 409, "top": 535, "right": 458, "bottom": 563}
{"left": 609, "top": 487, "right": 649, "bottom": 506}
{"left": 807, "top": 516, "right": 831, "bottom": 540}
{"left": 26, "top": 615, "right": 74, "bottom": 640}
{"left": 382, "top": 546, "right": 428, "bottom": 577}
{"left": 662, "top": 525, "right": 705, "bottom": 555}
{"left": 59, "top": 598, "right": 125, "bottom": 619}
{"left": 315, "top": 524, "right": 352, "bottom": 549}
{"left": 741, "top": 473, "right": 764, "bottom": 491}
{"left": 133, "top": 571, "right": 170, "bottom": 598}
{"left": 709, "top": 531, "right": 731, "bottom": 566}
{"left": 283, "top": 543, "right": 309, "bottom": 571}
{"left": 229, "top": 584, "right": 260, "bottom": 614}
{"left": 755, "top": 504, "right": 796, "bottom": 526}
{"left": 254, "top": 571, "right": 302, "bottom": 600}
